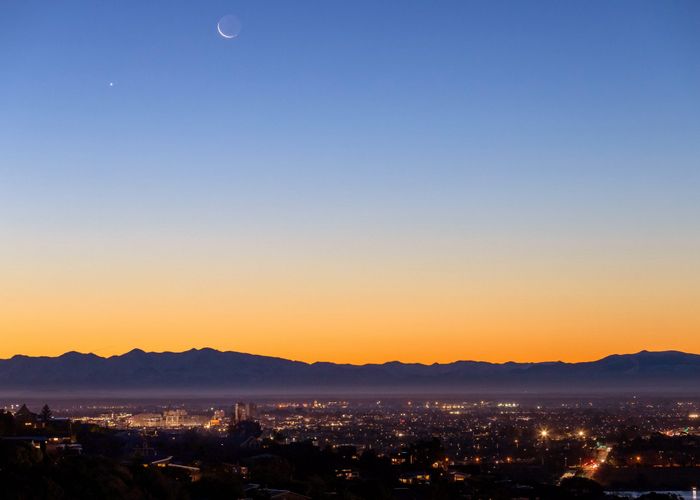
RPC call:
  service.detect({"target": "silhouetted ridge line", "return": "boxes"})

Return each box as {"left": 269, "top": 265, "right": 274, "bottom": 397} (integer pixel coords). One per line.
{"left": 1, "top": 349, "right": 699, "bottom": 394}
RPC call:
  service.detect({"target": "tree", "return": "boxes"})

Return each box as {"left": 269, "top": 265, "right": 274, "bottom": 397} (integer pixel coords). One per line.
{"left": 228, "top": 420, "right": 262, "bottom": 441}
{"left": 40, "top": 404, "right": 53, "bottom": 423}
{"left": 559, "top": 476, "right": 605, "bottom": 499}
{"left": 0, "top": 410, "right": 15, "bottom": 436}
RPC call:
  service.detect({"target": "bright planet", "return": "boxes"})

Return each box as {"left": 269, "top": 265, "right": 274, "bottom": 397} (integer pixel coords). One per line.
{"left": 217, "top": 15, "right": 241, "bottom": 39}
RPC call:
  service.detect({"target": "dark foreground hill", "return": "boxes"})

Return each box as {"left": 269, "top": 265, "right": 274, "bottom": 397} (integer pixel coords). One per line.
{"left": 1, "top": 348, "right": 699, "bottom": 395}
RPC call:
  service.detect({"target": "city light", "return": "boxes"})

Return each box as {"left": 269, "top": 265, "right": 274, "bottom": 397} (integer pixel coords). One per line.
{"left": 6, "top": 396, "right": 700, "bottom": 496}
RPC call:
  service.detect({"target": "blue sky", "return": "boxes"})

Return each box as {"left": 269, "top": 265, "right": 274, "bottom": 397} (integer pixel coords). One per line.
{"left": 1, "top": 1, "right": 700, "bottom": 361}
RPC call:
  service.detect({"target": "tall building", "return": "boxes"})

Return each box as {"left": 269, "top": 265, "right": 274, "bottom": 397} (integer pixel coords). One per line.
{"left": 163, "top": 409, "right": 188, "bottom": 428}
{"left": 232, "top": 402, "right": 257, "bottom": 424}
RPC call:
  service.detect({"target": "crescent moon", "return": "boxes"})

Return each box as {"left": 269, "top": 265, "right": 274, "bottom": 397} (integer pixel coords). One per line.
{"left": 217, "top": 21, "right": 237, "bottom": 39}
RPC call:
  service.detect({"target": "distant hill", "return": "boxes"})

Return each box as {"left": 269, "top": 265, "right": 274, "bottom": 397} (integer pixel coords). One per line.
{"left": 1, "top": 349, "right": 700, "bottom": 396}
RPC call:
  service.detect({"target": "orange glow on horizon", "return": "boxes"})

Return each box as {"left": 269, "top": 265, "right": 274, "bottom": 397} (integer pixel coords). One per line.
{"left": 2, "top": 277, "right": 699, "bottom": 364}
{"left": 2, "top": 234, "right": 699, "bottom": 364}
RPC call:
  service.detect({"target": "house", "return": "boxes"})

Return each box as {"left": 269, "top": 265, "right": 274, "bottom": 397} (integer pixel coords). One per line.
{"left": 14, "top": 404, "right": 38, "bottom": 428}
{"left": 148, "top": 456, "right": 201, "bottom": 482}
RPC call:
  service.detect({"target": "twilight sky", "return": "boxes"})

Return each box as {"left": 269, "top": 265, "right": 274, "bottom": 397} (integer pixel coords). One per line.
{"left": 1, "top": 0, "right": 699, "bottom": 363}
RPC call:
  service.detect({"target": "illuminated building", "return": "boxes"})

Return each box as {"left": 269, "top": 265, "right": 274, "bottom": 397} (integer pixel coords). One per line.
{"left": 232, "top": 402, "right": 257, "bottom": 423}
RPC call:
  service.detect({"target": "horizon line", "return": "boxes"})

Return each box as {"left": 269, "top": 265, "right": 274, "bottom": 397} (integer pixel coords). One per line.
{"left": 2, "top": 347, "right": 695, "bottom": 367}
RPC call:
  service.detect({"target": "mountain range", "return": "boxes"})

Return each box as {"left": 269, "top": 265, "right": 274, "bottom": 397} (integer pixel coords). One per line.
{"left": 1, "top": 349, "right": 700, "bottom": 396}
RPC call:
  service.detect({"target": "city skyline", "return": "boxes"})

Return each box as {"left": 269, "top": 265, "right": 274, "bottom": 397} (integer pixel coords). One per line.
{"left": 2, "top": 1, "right": 700, "bottom": 364}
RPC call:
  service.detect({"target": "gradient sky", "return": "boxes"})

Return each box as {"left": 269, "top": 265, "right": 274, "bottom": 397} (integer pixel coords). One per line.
{"left": 1, "top": 1, "right": 699, "bottom": 363}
